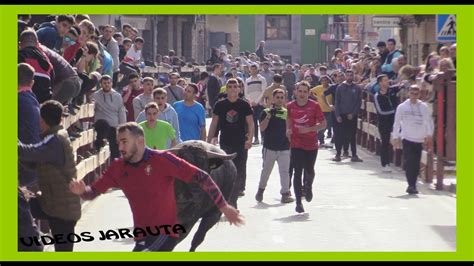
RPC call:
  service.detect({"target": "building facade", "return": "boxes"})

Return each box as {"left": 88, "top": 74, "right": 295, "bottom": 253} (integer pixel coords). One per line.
{"left": 239, "top": 15, "right": 328, "bottom": 64}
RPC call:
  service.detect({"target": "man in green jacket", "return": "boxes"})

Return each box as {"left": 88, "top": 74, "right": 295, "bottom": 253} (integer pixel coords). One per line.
{"left": 18, "top": 100, "right": 81, "bottom": 251}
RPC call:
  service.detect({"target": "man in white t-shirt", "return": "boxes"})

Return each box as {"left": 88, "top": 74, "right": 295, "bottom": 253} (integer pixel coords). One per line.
{"left": 245, "top": 63, "right": 267, "bottom": 145}
{"left": 124, "top": 37, "right": 144, "bottom": 67}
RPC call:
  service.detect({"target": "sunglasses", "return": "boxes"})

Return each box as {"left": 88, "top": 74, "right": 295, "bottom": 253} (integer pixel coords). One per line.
{"left": 274, "top": 96, "right": 284, "bottom": 99}
{"left": 64, "top": 36, "right": 76, "bottom": 46}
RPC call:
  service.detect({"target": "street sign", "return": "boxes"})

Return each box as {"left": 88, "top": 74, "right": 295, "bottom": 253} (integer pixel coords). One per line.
{"left": 436, "top": 15, "right": 456, "bottom": 42}
{"left": 372, "top": 16, "right": 401, "bottom": 28}
{"left": 305, "top": 29, "right": 316, "bottom": 36}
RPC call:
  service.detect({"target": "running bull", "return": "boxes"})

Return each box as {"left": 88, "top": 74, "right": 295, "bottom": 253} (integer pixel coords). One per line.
{"left": 167, "top": 140, "right": 238, "bottom": 251}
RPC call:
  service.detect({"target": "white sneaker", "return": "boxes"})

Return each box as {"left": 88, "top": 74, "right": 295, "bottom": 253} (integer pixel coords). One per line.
{"left": 383, "top": 165, "right": 392, "bottom": 173}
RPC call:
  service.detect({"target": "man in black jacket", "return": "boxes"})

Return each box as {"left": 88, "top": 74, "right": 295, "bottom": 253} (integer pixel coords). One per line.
{"left": 207, "top": 63, "right": 223, "bottom": 111}
{"left": 374, "top": 74, "right": 400, "bottom": 172}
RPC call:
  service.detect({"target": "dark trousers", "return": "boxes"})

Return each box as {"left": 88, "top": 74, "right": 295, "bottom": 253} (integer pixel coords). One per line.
{"left": 318, "top": 112, "right": 332, "bottom": 144}
{"left": 29, "top": 198, "right": 77, "bottom": 252}
{"left": 117, "top": 63, "right": 139, "bottom": 92}
{"left": 73, "top": 72, "right": 99, "bottom": 106}
{"left": 133, "top": 235, "right": 178, "bottom": 251}
{"left": 221, "top": 144, "right": 248, "bottom": 208}
{"left": 94, "top": 119, "right": 120, "bottom": 159}
{"left": 340, "top": 114, "right": 358, "bottom": 157}
{"left": 52, "top": 75, "right": 82, "bottom": 105}
{"left": 333, "top": 112, "right": 349, "bottom": 156}
{"left": 112, "top": 71, "right": 119, "bottom": 89}
{"left": 18, "top": 189, "right": 43, "bottom": 251}
{"left": 252, "top": 104, "right": 264, "bottom": 141}
{"left": 291, "top": 148, "right": 318, "bottom": 205}
{"left": 378, "top": 115, "right": 394, "bottom": 167}
{"left": 402, "top": 139, "right": 423, "bottom": 188}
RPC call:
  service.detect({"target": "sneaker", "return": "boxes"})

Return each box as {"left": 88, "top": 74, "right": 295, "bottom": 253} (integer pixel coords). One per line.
{"left": 382, "top": 165, "right": 392, "bottom": 173}
{"left": 238, "top": 190, "right": 245, "bottom": 197}
{"left": 295, "top": 203, "right": 305, "bottom": 213}
{"left": 321, "top": 143, "right": 333, "bottom": 149}
{"left": 332, "top": 155, "right": 341, "bottom": 162}
{"left": 252, "top": 140, "right": 260, "bottom": 145}
{"left": 255, "top": 188, "right": 264, "bottom": 202}
{"left": 351, "top": 156, "right": 364, "bottom": 162}
{"left": 343, "top": 151, "right": 350, "bottom": 158}
{"left": 326, "top": 134, "right": 332, "bottom": 139}
{"left": 281, "top": 193, "right": 295, "bottom": 203}
{"left": 305, "top": 186, "right": 313, "bottom": 202}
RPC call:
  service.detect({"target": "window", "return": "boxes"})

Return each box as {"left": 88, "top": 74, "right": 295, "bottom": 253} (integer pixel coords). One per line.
{"left": 265, "top": 15, "right": 291, "bottom": 40}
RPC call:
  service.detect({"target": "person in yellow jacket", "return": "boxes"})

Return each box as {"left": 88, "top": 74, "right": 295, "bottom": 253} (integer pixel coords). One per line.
{"left": 310, "top": 75, "right": 333, "bottom": 147}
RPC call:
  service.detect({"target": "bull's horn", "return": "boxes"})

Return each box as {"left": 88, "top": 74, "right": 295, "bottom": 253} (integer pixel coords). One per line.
{"left": 206, "top": 151, "right": 237, "bottom": 160}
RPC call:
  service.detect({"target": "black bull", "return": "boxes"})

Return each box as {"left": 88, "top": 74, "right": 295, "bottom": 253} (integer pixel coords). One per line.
{"left": 167, "top": 140, "right": 237, "bottom": 251}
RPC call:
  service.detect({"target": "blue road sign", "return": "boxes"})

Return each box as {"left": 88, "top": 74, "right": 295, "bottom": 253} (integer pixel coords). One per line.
{"left": 436, "top": 15, "right": 456, "bottom": 42}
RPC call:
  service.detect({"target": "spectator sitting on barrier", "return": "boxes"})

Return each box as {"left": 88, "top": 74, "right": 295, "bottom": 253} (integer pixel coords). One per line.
{"left": 36, "top": 15, "right": 74, "bottom": 53}
{"left": 60, "top": 25, "right": 79, "bottom": 57}
{"left": 63, "top": 19, "right": 96, "bottom": 66}
{"left": 18, "top": 29, "right": 54, "bottom": 104}
{"left": 73, "top": 41, "right": 101, "bottom": 106}
{"left": 124, "top": 37, "right": 144, "bottom": 68}
{"left": 42, "top": 45, "right": 81, "bottom": 113}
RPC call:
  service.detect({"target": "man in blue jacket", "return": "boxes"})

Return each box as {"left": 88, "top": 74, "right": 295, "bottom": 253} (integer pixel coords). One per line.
{"left": 36, "top": 15, "right": 74, "bottom": 53}
{"left": 18, "top": 63, "right": 43, "bottom": 252}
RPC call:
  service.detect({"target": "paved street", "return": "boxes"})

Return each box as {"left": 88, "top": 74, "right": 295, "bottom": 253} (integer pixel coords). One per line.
{"left": 64, "top": 125, "right": 455, "bottom": 252}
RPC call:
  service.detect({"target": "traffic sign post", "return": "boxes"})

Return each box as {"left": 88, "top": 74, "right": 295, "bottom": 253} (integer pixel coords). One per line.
{"left": 436, "top": 15, "right": 456, "bottom": 42}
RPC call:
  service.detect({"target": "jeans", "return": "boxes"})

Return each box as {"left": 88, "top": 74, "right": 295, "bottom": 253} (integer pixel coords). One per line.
{"left": 333, "top": 112, "right": 349, "bottom": 156}
{"left": 378, "top": 115, "right": 394, "bottom": 167}
{"left": 252, "top": 104, "right": 264, "bottom": 141}
{"left": 402, "top": 139, "right": 423, "bottom": 188}
{"left": 29, "top": 198, "right": 77, "bottom": 252}
{"left": 340, "top": 114, "right": 358, "bottom": 157}
{"left": 290, "top": 148, "right": 318, "bottom": 205}
{"left": 18, "top": 189, "right": 43, "bottom": 251}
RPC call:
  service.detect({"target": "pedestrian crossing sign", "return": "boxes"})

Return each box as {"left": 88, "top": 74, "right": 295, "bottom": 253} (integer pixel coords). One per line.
{"left": 436, "top": 15, "right": 456, "bottom": 42}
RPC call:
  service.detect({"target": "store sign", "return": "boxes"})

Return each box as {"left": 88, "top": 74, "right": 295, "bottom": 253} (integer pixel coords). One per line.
{"left": 305, "top": 29, "right": 316, "bottom": 36}
{"left": 372, "top": 17, "right": 401, "bottom": 28}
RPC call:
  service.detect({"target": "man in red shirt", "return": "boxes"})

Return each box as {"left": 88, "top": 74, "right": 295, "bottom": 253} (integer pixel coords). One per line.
{"left": 286, "top": 81, "right": 326, "bottom": 213}
{"left": 69, "top": 122, "right": 243, "bottom": 251}
{"left": 122, "top": 73, "right": 144, "bottom": 121}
